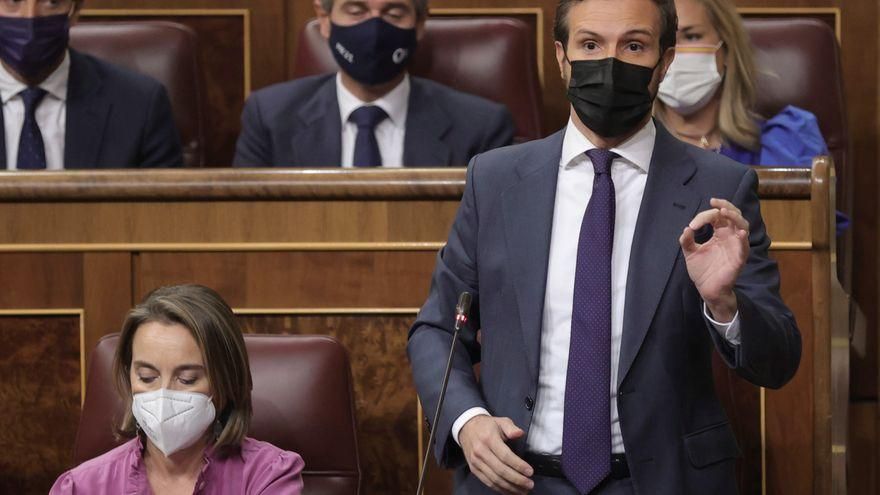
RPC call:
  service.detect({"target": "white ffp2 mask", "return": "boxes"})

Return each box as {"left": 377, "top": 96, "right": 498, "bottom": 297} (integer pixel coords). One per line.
{"left": 658, "top": 42, "right": 724, "bottom": 116}
{"left": 132, "top": 388, "right": 216, "bottom": 457}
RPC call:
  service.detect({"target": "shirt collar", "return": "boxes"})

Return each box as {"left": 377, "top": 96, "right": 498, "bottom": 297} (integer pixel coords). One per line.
{"left": 336, "top": 72, "right": 410, "bottom": 128}
{"left": 0, "top": 50, "right": 70, "bottom": 104}
{"left": 560, "top": 116, "right": 656, "bottom": 173}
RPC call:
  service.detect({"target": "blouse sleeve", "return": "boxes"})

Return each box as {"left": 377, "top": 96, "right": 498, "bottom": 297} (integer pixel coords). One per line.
{"left": 254, "top": 450, "right": 305, "bottom": 495}
{"left": 758, "top": 105, "right": 829, "bottom": 166}
{"left": 48, "top": 471, "right": 74, "bottom": 495}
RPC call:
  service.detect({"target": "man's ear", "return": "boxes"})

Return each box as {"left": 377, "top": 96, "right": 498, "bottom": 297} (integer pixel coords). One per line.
{"left": 314, "top": 0, "right": 331, "bottom": 40}
{"left": 658, "top": 45, "right": 676, "bottom": 81}
{"left": 415, "top": 17, "right": 427, "bottom": 42}
{"left": 555, "top": 40, "right": 569, "bottom": 81}
{"left": 69, "top": 1, "right": 83, "bottom": 25}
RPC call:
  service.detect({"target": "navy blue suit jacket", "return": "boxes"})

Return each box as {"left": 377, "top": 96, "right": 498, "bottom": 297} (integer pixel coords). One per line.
{"left": 0, "top": 50, "right": 183, "bottom": 169}
{"left": 407, "top": 122, "right": 801, "bottom": 494}
{"left": 233, "top": 74, "right": 515, "bottom": 167}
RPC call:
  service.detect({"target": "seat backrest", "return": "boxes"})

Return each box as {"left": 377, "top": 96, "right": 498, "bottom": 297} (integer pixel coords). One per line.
{"left": 744, "top": 17, "right": 848, "bottom": 195}
{"left": 294, "top": 17, "right": 544, "bottom": 142}
{"left": 70, "top": 21, "right": 206, "bottom": 167}
{"left": 74, "top": 333, "right": 361, "bottom": 495}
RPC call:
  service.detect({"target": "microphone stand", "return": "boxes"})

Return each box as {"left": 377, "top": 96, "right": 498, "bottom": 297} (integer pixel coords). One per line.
{"left": 415, "top": 293, "right": 471, "bottom": 495}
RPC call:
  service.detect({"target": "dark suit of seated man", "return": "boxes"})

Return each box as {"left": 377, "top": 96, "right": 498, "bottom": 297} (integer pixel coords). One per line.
{"left": 0, "top": 0, "right": 183, "bottom": 170}
{"left": 408, "top": 0, "right": 801, "bottom": 494}
{"left": 233, "top": 0, "right": 516, "bottom": 168}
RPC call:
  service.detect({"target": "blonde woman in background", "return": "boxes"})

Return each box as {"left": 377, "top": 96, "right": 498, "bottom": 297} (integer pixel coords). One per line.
{"left": 656, "top": 0, "right": 828, "bottom": 164}
{"left": 655, "top": 0, "right": 848, "bottom": 233}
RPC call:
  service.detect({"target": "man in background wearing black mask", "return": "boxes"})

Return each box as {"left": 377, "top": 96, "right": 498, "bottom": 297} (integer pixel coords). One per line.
{"left": 0, "top": 0, "right": 182, "bottom": 169}
{"left": 233, "top": 0, "right": 515, "bottom": 168}
{"left": 408, "top": 0, "right": 800, "bottom": 493}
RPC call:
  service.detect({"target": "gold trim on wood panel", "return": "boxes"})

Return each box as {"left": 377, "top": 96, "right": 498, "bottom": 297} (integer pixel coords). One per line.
{"left": 0, "top": 309, "right": 86, "bottom": 404}
{"left": 0, "top": 242, "right": 446, "bottom": 253}
{"left": 234, "top": 308, "right": 420, "bottom": 316}
{"left": 0, "top": 241, "right": 816, "bottom": 252}
{"left": 737, "top": 7, "right": 841, "bottom": 42}
{"left": 430, "top": 7, "right": 545, "bottom": 87}
{"left": 80, "top": 8, "right": 252, "bottom": 95}
{"left": 769, "top": 242, "right": 813, "bottom": 251}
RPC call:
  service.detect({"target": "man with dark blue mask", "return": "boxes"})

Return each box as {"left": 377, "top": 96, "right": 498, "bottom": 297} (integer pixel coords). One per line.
{"left": 408, "top": 0, "right": 801, "bottom": 493}
{"left": 233, "top": 0, "right": 515, "bottom": 168}
{"left": 0, "top": 0, "right": 182, "bottom": 169}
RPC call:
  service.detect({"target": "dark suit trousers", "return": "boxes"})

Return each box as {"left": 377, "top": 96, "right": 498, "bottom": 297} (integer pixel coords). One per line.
{"left": 532, "top": 476, "right": 635, "bottom": 495}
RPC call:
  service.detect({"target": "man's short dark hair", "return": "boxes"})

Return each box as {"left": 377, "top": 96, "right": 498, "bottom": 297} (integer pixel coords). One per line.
{"left": 320, "top": 0, "right": 429, "bottom": 19}
{"left": 554, "top": 0, "right": 678, "bottom": 55}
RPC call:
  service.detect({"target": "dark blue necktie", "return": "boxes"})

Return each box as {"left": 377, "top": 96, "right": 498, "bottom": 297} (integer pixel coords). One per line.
{"left": 349, "top": 105, "right": 388, "bottom": 167}
{"left": 562, "top": 148, "right": 618, "bottom": 494}
{"left": 17, "top": 87, "right": 48, "bottom": 170}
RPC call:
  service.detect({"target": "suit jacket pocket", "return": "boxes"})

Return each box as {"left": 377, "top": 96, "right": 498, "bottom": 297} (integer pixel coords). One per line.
{"left": 683, "top": 422, "right": 742, "bottom": 468}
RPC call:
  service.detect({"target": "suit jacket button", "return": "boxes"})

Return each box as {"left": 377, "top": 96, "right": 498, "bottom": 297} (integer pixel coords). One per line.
{"left": 525, "top": 396, "right": 535, "bottom": 410}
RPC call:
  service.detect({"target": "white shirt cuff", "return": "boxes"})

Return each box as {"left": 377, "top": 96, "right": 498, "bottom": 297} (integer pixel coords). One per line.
{"left": 703, "top": 302, "right": 742, "bottom": 346}
{"left": 451, "top": 407, "right": 491, "bottom": 446}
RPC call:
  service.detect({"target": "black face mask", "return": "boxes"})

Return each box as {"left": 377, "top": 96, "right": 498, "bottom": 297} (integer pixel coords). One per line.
{"left": 329, "top": 17, "right": 417, "bottom": 86}
{"left": 566, "top": 57, "right": 658, "bottom": 138}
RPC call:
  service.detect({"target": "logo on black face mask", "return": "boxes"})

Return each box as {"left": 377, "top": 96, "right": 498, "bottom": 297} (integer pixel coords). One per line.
{"left": 329, "top": 17, "right": 418, "bottom": 86}
{"left": 392, "top": 48, "right": 409, "bottom": 64}
{"left": 335, "top": 42, "right": 355, "bottom": 63}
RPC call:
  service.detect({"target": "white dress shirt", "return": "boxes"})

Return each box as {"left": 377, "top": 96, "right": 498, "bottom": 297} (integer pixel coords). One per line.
{"left": 452, "top": 118, "right": 741, "bottom": 454}
{"left": 336, "top": 73, "right": 408, "bottom": 168}
{"left": 0, "top": 52, "right": 69, "bottom": 170}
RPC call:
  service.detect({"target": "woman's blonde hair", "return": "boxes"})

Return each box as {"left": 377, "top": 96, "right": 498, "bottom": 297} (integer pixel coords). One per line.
{"left": 113, "top": 284, "right": 253, "bottom": 457}
{"left": 659, "top": 0, "right": 762, "bottom": 150}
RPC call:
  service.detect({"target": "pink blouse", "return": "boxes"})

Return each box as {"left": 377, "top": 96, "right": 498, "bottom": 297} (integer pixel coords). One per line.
{"left": 50, "top": 437, "right": 304, "bottom": 494}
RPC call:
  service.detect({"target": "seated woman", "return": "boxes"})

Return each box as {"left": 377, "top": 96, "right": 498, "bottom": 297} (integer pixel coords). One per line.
{"left": 50, "top": 284, "right": 304, "bottom": 494}
{"left": 655, "top": 0, "right": 847, "bottom": 233}
{"left": 655, "top": 0, "right": 827, "bottom": 163}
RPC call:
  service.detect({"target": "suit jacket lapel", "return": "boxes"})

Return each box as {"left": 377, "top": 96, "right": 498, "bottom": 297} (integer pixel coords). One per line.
{"left": 502, "top": 130, "right": 564, "bottom": 380}
{"left": 65, "top": 50, "right": 110, "bottom": 169}
{"left": 618, "top": 121, "right": 701, "bottom": 386}
{"left": 403, "top": 79, "right": 451, "bottom": 166}
{"left": 291, "top": 77, "right": 342, "bottom": 167}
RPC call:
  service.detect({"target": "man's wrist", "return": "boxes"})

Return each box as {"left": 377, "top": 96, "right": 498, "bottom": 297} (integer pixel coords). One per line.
{"left": 705, "top": 291, "right": 738, "bottom": 323}
{"left": 452, "top": 407, "right": 491, "bottom": 446}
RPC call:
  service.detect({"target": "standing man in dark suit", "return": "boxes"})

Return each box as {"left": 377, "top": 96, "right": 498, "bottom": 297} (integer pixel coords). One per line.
{"left": 233, "top": 0, "right": 515, "bottom": 168}
{"left": 0, "top": 0, "right": 183, "bottom": 169}
{"left": 408, "top": 0, "right": 801, "bottom": 493}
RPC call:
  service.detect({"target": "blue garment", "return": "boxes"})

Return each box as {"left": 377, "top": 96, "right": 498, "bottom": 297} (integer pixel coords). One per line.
{"left": 720, "top": 105, "right": 849, "bottom": 235}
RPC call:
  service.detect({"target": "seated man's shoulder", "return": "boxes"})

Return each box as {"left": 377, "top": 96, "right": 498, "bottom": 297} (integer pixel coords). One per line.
{"left": 245, "top": 74, "right": 336, "bottom": 125}
{"left": 72, "top": 50, "right": 165, "bottom": 98}
{"left": 249, "top": 73, "right": 336, "bottom": 103}
{"left": 412, "top": 77, "right": 507, "bottom": 117}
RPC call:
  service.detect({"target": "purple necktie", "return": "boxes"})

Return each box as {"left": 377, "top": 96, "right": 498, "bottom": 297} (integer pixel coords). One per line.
{"left": 349, "top": 105, "right": 388, "bottom": 167}
{"left": 562, "top": 148, "right": 618, "bottom": 494}
{"left": 17, "top": 87, "right": 48, "bottom": 170}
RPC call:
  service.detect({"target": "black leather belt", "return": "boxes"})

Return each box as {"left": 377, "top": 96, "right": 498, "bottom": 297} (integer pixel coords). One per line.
{"left": 522, "top": 452, "right": 630, "bottom": 480}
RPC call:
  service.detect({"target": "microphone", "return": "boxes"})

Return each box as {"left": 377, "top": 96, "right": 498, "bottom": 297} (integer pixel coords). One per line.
{"left": 416, "top": 292, "right": 472, "bottom": 495}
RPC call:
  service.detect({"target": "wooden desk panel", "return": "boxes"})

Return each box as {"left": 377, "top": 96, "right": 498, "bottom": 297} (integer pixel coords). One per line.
{"left": 0, "top": 167, "right": 844, "bottom": 494}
